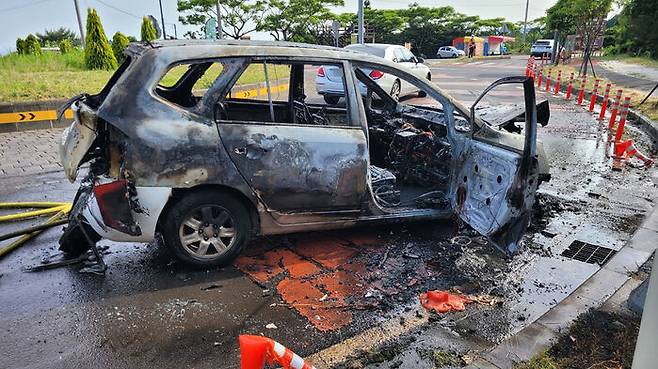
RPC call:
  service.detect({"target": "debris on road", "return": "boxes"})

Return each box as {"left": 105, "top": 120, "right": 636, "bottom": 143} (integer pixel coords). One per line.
{"left": 420, "top": 290, "right": 472, "bottom": 313}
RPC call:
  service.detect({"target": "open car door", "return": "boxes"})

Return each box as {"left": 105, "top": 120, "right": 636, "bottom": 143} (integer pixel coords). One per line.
{"left": 452, "top": 76, "right": 540, "bottom": 254}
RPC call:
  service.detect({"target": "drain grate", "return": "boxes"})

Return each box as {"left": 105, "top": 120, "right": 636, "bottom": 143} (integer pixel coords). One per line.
{"left": 561, "top": 240, "right": 617, "bottom": 265}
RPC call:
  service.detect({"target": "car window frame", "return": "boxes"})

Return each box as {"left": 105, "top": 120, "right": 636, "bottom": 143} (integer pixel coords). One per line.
{"left": 215, "top": 57, "right": 359, "bottom": 130}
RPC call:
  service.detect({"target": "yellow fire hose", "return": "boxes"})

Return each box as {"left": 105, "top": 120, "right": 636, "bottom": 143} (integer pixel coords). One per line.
{"left": 0, "top": 202, "right": 72, "bottom": 258}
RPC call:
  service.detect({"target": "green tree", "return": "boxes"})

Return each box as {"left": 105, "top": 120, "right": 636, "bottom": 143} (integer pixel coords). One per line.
{"left": 25, "top": 34, "right": 42, "bottom": 55}
{"left": 111, "top": 32, "right": 130, "bottom": 63}
{"left": 178, "top": 0, "right": 267, "bottom": 39}
{"left": 59, "top": 39, "right": 73, "bottom": 54}
{"left": 141, "top": 16, "right": 158, "bottom": 41}
{"left": 546, "top": 0, "right": 577, "bottom": 64}
{"left": 15, "top": 38, "right": 26, "bottom": 54}
{"left": 36, "top": 27, "right": 80, "bottom": 47}
{"left": 259, "top": 0, "right": 343, "bottom": 41}
{"left": 572, "top": 0, "right": 613, "bottom": 75}
{"left": 84, "top": 9, "right": 117, "bottom": 70}
{"left": 627, "top": 0, "right": 658, "bottom": 57}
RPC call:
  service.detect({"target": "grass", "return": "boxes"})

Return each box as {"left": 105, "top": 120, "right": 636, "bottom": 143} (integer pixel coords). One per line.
{"left": 537, "top": 60, "right": 658, "bottom": 122}
{"left": 0, "top": 51, "right": 290, "bottom": 103}
{"left": 515, "top": 310, "right": 640, "bottom": 369}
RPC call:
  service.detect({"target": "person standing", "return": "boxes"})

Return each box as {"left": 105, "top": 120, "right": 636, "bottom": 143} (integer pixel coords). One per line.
{"left": 468, "top": 37, "right": 476, "bottom": 58}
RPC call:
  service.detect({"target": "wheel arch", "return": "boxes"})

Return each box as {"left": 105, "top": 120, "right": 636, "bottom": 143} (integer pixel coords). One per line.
{"left": 157, "top": 184, "right": 261, "bottom": 237}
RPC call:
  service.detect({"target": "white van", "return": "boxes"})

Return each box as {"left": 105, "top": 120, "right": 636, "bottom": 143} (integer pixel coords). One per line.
{"left": 531, "top": 39, "right": 554, "bottom": 58}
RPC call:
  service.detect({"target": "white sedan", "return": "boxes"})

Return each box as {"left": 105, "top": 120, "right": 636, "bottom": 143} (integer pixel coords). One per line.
{"left": 316, "top": 43, "right": 432, "bottom": 104}
{"left": 436, "top": 46, "right": 465, "bottom": 58}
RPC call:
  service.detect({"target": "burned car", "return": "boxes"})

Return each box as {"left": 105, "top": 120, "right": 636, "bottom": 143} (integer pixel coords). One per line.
{"left": 58, "top": 40, "right": 550, "bottom": 267}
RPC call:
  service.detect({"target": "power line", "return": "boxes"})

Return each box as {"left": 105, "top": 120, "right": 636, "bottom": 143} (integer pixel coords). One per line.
{"left": 95, "top": 0, "right": 142, "bottom": 19}
{"left": 0, "top": 0, "right": 56, "bottom": 13}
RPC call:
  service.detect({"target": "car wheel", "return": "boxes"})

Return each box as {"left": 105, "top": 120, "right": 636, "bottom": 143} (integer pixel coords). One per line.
{"left": 418, "top": 73, "right": 431, "bottom": 97}
{"left": 162, "top": 190, "right": 251, "bottom": 268}
{"left": 390, "top": 79, "right": 401, "bottom": 101}
{"left": 437, "top": 54, "right": 442, "bottom": 59}
{"left": 453, "top": 53, "right": 458, "bottom": 58}
{"left": 323, "top": 96, "right": 340, "bottom": 105}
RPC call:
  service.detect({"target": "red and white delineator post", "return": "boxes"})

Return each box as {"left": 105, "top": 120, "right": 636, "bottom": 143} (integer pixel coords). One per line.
{"left": 612, "top": 97, "right": 654, "bottom": 167}
{"left": 598, "top": 83, "right": 612, "bottom": 121}
{"left": 239, "top": 335, "right": 317, "bottom": 369}
{"left": 565, "top": 72, "right": 575, "bottom": 100}
{"left": 554, "top": 70, "right": 562, "bottom": 95}
{"left": 545, "top": 69, "right": 552, "bottom": 91}
{"left": 589, "top": 79, "right": 600, "bottom": 113}
{"left": 608, "top": 89, "right": 623, "bottom": 131}
{"left": 577, "top": 76, "right": 587, "bottom": 105}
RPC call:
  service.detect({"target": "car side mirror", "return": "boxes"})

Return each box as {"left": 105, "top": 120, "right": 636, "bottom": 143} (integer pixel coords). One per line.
{"left": 392, "top": 58, "right": 398, "bottom": 63}
{"left": 416, "top": 57, "right": 424, "bottom": 64}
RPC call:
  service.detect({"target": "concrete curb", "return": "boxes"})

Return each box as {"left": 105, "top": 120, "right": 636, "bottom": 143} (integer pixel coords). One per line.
{"left": 466, "top": 206, "right": 658, "bottom": 369}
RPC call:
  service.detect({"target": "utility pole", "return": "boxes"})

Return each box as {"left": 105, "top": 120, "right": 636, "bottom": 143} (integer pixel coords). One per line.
{"left": 216, "top": 1, "right": 223, "bottom": 39}
{"left": 357, "top": 0, "right": 364, "bottom": 44}
{"left": 522, "top": 0, "right": 529, "bottom": 44}
{"left": 158, "top": 0, "right": 167, "bottom": 39}
{"left": 73, "top": 0, "right": 85, "bottom": 48}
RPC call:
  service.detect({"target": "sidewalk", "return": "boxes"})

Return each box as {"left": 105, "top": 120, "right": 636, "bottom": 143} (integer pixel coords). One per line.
{"left": 0, "top": 128, "right": 63, "bottom": 176}
{"left": 595, "top": 59, "right": 657, "bottom": 92}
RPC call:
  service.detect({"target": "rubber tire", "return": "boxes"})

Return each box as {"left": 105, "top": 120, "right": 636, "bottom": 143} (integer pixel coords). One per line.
{"left": 323, "top": 95, "right": 340, "bottom": 105}
{"left": 418, "top": 73, "right": 431, "bottom": 97}
{"left": 390, "top": 79, "right": 401, "bottom": 101}
{"left": 453, "top": 54, "right": 458, "bottom": 58}
{"left": 161, "top": 190, "right": 251, "bottom": 268}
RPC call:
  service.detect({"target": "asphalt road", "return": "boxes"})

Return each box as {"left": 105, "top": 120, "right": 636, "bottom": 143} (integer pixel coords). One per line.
{"left": 1, "top": 55, "right": 657, "bottom": 369}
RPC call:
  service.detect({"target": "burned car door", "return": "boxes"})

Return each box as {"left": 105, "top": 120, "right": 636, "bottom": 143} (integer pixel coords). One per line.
{"left": 215, "top": 60, "right": 368, "bottom": 214}
{"left": 453, "top": 76, "right": 539, "bottom": 254}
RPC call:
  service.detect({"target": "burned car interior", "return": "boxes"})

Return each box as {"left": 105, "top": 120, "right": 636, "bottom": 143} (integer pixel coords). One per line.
{"left": 354, "top": 67, "right": 456, "bottom": 210}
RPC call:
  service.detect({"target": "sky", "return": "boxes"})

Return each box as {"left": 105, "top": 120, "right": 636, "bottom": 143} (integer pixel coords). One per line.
{"left": 0, "top": 0, "right": 557, "bottom": 54}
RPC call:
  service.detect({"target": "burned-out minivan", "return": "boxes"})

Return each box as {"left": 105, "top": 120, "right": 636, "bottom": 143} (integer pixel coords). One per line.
{"left": 58, "top": 40, "right": 550, "bottom": 267}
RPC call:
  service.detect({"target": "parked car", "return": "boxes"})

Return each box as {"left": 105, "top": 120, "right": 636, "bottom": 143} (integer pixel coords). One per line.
{"left": 316, "top": 43, "right": 431, "bottom": 105}
{"left": 531, "top": 39, "right": 554, "bottom": 58}
{"left": 436, "top": 46, "right": 465, "bottom": 58}
{"left": 58, "top": 40, "right": 550, "bottom": 268}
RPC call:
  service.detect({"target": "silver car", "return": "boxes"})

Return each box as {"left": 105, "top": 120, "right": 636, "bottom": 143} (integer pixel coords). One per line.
{"left": 436, "top": 46, "right": 465, "bottom": 58}
{"left": 316, "top": 43, "right": 432, "bottom": 104}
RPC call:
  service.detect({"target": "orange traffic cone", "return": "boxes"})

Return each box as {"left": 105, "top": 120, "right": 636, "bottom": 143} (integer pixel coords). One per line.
{"left": 239, "top": 335, "right": 317, "bottom": 369}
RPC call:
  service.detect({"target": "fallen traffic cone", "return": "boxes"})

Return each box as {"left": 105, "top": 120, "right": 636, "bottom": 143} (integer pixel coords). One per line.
{"left": 615, "top": 139, "right": 655, "bottom": 167}
{"left": 239, "top": 335, "right": 317, "bottom": 369}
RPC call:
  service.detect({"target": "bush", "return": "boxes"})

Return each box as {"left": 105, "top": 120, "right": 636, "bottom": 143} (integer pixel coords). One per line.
{"left": 25, "top": 34, "right": 41, "bottom": 55}
{"left": 15, "top": 38, "right": 26, "bottom": 54}
{"left": 141, "top": 16, "right": 157, "bottom": 42}
{"left": 84, "top": 8, "right": 117, "bottom": 70}
{"left": 111, "top": 32, "right": 130, "bottom": 63}
{"left": 59, "top": 39, "right": 73, "bottom": 54}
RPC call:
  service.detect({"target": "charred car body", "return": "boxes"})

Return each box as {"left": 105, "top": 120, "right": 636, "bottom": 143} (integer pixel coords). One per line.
{"left": 58, "top": 40, "right": 550, "bottom": 267}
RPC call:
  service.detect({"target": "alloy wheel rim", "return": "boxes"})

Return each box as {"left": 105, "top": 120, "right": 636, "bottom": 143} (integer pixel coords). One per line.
{"left": 391, "top": 82, "right": 400, "bottom": 100}
{"left": 178, "top": 205, "right": 236, "bottom": 259}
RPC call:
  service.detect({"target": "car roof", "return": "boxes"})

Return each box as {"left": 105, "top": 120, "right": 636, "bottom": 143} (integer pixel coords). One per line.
{"left": 345, "top": 43, "right": 403, "bottom": 58}
{"left": 126, "top": 39, "right": 392, "bottom": 62}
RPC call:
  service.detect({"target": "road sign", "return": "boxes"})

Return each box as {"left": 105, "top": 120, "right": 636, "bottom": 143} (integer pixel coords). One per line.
{"left": 205, "top": 18, "right": 217, "bottom": 40}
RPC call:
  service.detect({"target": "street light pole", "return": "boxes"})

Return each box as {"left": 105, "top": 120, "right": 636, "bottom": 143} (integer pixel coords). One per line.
{"left": 158, "top": 0, "right": 167, "bottom": 39}
{"left": 73, "top": 0, "right": 85, "bottom": 48}
{"left": 522, "top": 0, "right": 529, "bottom": 44}
{"left": 357, "top": 0, "right": 364, "bottom": 44}
{"left": 216, "top": 1, "right": 223, "bottom": 39}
